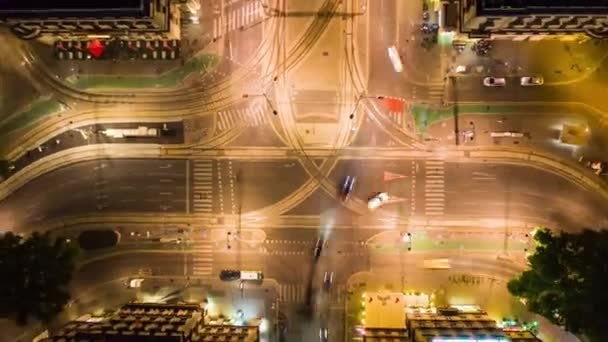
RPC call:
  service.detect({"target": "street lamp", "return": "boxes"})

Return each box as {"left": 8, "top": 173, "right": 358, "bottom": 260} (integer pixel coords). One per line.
{"left": 242, "top": 93, "right": 278, "bottom": 115}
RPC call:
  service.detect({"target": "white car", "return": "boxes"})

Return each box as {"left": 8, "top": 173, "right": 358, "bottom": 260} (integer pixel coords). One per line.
{"left": 126, "top": 278, "right": 144, "bottom": 288}
{"left": 483, "top": 77, "right": 506, "bottom": 87}
{"left": 520, "top": 76, "right": 544, "bottom": 86}
{"left": 368, "top": 192, "right": 389, "bottom": 210}
{"left": 387, "top": 46, "right": 403, "bottom": 73}
{"left": 319, "top": 328, "right": 328, "bottom": 342}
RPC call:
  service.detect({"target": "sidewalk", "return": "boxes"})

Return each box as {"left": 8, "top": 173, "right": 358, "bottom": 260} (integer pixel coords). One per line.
{"left": 410, "top": 102, "right": 590, "bottom": 134}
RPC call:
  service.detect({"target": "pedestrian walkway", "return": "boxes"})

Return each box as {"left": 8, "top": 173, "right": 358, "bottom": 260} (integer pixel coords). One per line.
{"left": 424, "top": 160, "right": 445, "bottom": 216}
{"left": 427, "top": 85, "right": 444, "bottom": 104}
{"left": 387, "top": 111, "right": 404, "bottom": 127}
{"left": 329, "top": 284, "right": 346, "bottom": 305}
{"left": 278, "top": 284, "right": 306, "bottom": 304}
{"left": 267, "top": 250, "right": 306, "bottom": 256}
{"left": 213, "top": 2, "right": 265, "bottom": 40}
{"left": 192, "top": 160, "right": 213, "bottom": 213}
{"left": 277, "top": 283, "right": 345, "bottom": 305}
{"left": 264, "top": 239, "right": 313, "bottom": 245}
{"left": 216, "top": 105, "right": 267, "bottom": 131}
{"left": 191, "top": 241, "right": 214, "bottom": 276}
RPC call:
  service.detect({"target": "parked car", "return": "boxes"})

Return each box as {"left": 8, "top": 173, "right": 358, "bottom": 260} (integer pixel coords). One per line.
{"left": 578, "top": 156, "right": 607, "bottom": 175}
{"left": 219, "top": 269, "right": 241, "bottom": 281}
{"left": 520, "top": 76, "right": 544, "bottom": 86}
{"left": 483, "top": 77, "right": 506, "bottom": 87}
{"left": 78, "top": 230, "right": 120, "bottom": 250}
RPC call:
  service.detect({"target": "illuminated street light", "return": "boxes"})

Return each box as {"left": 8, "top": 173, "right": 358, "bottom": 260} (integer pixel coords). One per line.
{"left": 242, "top": 93, "right": 278, "bottom": 115}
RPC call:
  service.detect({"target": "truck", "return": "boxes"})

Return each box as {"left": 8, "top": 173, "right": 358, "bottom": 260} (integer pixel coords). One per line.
{"left": 240, "top": 270, "right": 263, "bottom": 281}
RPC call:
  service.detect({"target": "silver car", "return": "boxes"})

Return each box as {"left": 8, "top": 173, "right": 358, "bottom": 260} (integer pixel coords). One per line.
{"left": 520, "top": 76, "right": 544, "bottom": 86}
{"left": 483, "top": 77, "right": 506, "bottom": 87}
{"left": 368, "top": 192, "right": 389, "bottom": 210}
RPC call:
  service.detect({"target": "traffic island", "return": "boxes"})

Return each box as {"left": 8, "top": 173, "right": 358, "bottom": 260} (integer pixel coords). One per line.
{"left": 64, "top": 54, "right": 219, "bottom": 90}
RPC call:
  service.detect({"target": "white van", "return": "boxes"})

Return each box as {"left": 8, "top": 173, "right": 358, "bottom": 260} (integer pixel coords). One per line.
{"left": 240, "top": 270, "right": 263, "bottom": 281}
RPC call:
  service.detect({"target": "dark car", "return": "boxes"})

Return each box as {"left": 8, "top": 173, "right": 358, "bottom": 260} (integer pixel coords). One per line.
{"left": 219, "top": 269, "right": 240, "bottom": 281}
{"left": 339, "top": 176, "right": 356, "bottom": 202}
{"left": 313, "top": 239, "right": 325, "bottom": 261}
{"left": 78, "top": 230, "right": 120, "bottom": 250}
{"left": 323, "top": 271, "right": 334, "bottom": 290}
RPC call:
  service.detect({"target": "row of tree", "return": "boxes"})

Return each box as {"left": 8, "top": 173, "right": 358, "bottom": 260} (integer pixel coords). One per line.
{"left": 508, "top": 228, "right": 608, "bottom": 342}
{"left": 0, "top": 231, "right": 78, "bottom": 325}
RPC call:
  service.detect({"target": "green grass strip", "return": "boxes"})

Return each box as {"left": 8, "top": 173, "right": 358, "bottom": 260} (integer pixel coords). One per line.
{"left": 67, "top": 54, "right": 219, "bottom": 90}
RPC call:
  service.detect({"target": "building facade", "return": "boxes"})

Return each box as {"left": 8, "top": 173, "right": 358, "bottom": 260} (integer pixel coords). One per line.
{"left": 0, "top": 0, "right": 179, "bottom": 40}
{"left": 444, "top": 0, "right": 608, "bottom": 39}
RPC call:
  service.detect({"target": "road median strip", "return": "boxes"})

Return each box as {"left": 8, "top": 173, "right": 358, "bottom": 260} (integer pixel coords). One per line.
{"left": 410, "top": 101, "right": 607, "bottom": 134}
{"left": 65, "top": 54, "right": 220, "bottom": 90}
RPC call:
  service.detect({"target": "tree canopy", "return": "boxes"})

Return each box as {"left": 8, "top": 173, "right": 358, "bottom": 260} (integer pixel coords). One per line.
{"left": 507, "top": 228, "right": 608, "bottom": 341}
{"left": 0, "top": 231, "right": 79, "bottom": 325}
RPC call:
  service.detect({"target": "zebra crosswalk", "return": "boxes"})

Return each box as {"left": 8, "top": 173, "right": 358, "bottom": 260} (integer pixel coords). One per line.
{"left": 213, "top": 1, "right": 265, "bottom": 40}
{"left": 191, "top": 241, "right": 214, "bottom": 276}
{"left": 278, "top": 284, "right": 346, "bottom": 304}
{"left": 217, "top": 105, "right": 266, "bottom": 131}
{"left": 424, "top": 160, "right": 445, "bottom": 216}
{"left": 387, "top": 111, "right": 404, "bottom": 127}
{"left": 278, "top": 284, "right": 306, "bottom": 304}
{"left": 427, "top": 85, "right": 444, "bottom": 104}
{"left": 192, "top": 160, "right": 213, "bottom": 213}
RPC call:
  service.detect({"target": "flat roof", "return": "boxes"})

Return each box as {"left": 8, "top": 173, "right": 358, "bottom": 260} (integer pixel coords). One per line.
{"left": 0, "top": 0, "right": 149, "bottom": 18}
{"left": 479, "top": 0, "right": 608, "bottom": 15}
{"left": 364, "top": 293, "right": 405, "bottom": 329}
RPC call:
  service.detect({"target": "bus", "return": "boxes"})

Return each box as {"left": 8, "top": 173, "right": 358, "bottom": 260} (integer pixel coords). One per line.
{"left": 103, "top": 126, "right": 159, "bottom": 139}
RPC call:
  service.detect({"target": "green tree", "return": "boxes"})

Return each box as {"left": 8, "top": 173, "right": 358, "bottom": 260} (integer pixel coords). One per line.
{"left": 508, "top": 228, "right": 608, "bottom": 341}
{"left": 0, "top": 231, "right": 79, "bottom": 325}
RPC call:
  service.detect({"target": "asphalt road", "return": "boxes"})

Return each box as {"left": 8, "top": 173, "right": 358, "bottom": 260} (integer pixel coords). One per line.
{"left": 326, "top": 159, "right": 608, "bottom": 229}
{"left": 1, "top": 159, "right": 188, "bottom": 231}
{"left": 9, "top": 121, "right": 184, "bottom": 175}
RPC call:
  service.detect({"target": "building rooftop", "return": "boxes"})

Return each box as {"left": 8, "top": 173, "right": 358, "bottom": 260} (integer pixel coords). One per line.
{"left": 406, "top": 310, "right": 509, "bottom": 342}
{"left": 44, "top": 302, "right": 260, "bottom": 342}
{"left": 479, "top": 0, "right": 608, "bottom": 15}
{"left": 0, "top": 0, "right": 149, "bottom": 19}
